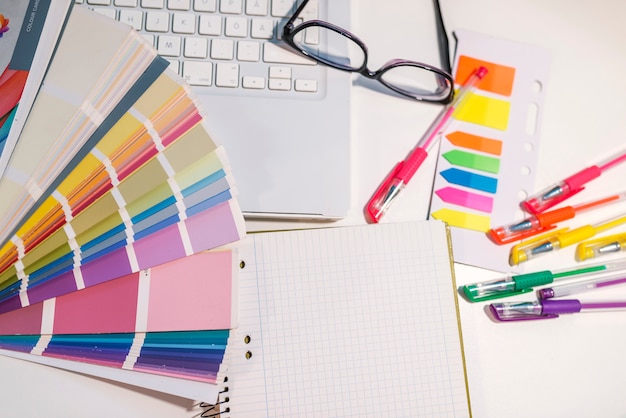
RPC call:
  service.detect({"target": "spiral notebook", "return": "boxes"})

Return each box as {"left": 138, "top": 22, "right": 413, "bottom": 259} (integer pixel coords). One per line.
{"left": 213, "top": 220, "right": 471, "bottom": 418}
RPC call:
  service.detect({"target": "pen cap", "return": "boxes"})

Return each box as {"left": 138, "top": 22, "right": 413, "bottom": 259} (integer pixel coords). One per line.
{"left": 538, "top": 288, "right": 555, "bottom": 299}
{"left": 489, "top": 299, "right": 582, "bottom": 321}
{"left": 489, "top": 301, "right": 549, "bottom": 321}
{"left": 488, "top": 207, "right": 576, "bottom": 245}
{"left": 462, "top": 271, "right": 553, "bottom": 302}
{"left": 522, "top": 165, "right": 602, "bottom": 214}
{"left": 556, "top": 225, "right": 595, "bottom": 248}
{"left": 509, "top": 230, "right": 565, "bottom": 265}
{"left": 576, "top": 233, "right": 626, "bottom": 261}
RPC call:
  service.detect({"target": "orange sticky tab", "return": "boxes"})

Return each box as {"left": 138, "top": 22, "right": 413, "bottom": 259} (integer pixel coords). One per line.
{"left": 456, "top": 55, "right": 515, "bottom": 97}
{"left": 445, "top": 131, "right": 503, "bottom": 156}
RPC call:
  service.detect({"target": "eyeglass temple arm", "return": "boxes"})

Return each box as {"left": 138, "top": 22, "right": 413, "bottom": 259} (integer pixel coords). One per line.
{"left": 432, "top": 0, "right": 451, "bottom": 74}
{"left": 285, "top": 0, "right": 311, "bottom": 29}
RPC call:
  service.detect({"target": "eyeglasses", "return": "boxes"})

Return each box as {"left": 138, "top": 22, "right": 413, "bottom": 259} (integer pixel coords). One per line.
{"left": 282, "top": 0, "right": 455, "bottom": 103}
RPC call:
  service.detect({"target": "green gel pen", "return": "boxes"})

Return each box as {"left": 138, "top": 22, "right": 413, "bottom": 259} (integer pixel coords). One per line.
{"left": 461, "top": 259, "right": 626, "bottom": 302}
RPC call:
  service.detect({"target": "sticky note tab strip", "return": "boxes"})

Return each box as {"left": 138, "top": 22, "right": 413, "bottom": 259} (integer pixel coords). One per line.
{"left": 429, "top": 30, "right": 551, "bottom": 272}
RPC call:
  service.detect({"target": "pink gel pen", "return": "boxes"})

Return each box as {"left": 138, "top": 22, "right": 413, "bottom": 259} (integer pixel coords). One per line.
{"left": 523, "top": 147, "right": 626, "bottom": 214}
{"left": 365, "top": 66, "right": 488, "bottom": 223}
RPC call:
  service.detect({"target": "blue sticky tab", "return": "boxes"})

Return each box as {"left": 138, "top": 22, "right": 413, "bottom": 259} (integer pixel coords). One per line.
{"left": 440, "top": 168, "right": 498, "bottom": 193}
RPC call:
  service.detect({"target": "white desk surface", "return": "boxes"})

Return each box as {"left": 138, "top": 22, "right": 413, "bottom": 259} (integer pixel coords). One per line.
{"left": 3, "top": 0, "right": 626, "bottom": 416}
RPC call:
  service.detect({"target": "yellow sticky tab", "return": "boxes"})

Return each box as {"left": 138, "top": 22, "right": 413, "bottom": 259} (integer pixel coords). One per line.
{"left": 431, "top": 208, "right": 490, "bottom": 232}
{"left": 455, "top": 94, "right": 511, "bottom": 131}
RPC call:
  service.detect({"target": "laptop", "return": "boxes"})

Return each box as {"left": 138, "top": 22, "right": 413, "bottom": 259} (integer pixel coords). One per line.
{"left": 77, "top": 0, "right": 352, "bottom": 220}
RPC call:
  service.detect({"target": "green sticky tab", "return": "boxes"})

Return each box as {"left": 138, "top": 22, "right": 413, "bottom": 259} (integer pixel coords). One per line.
{"left": 443, "top": 150, "right": 501, "bottom": 174}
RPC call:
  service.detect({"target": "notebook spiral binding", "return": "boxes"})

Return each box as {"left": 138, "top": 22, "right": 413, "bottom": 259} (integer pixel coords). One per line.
{"left": 199, "top": 381, "right": 230, "bottom": 417}
{"left": 198, "top": 260, "right": 251, "bottom": 417}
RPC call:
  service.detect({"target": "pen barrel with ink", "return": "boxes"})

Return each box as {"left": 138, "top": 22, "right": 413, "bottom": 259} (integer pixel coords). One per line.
{"left": 462, "top": 259, "right": 626, "bottom": 302}
{"left": 523, "top": 148, "right": 626, "bottom": 214}
{"left": 365, "top": 66, "right": 488, "bottom": 223}
{"left": 522, "top": 167, "right": 601, "bottom": 214}
{"left": 539, "top": 271, "right": 626, "bottom": 299}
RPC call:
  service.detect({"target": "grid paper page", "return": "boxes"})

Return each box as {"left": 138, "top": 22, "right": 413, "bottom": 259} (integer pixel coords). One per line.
{"left": 222, "top": 220, "right": 470, "bottom": 417}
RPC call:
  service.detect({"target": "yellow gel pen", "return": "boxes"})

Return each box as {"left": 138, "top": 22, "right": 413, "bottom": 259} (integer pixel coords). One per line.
{"left": 510, "top": 212, "right": 626, "bottom": 265}
{"left": 576, "top": 232, "right": 626, "bottom": 261}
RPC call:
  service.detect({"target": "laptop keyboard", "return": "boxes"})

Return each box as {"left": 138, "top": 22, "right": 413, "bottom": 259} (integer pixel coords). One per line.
{"left": 75, "top": 0, "right": 323, "bottom": 98}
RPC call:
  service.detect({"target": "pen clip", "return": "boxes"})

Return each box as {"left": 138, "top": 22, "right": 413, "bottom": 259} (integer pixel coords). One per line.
{"left": 489, "top": 303, "right": 559, "bottom": 321}
{"left": 465, "top": 287, "right": 533, "bottom": 302}
{"left": 488, "top": 224, "right": 557, "bottom": 245}
{"left": 523, "top": 185, "right": 585, "bottom": 214}
{"left": 365, "top": 162, "right": 405, "bottom": 223}
{"left": 509, "top": 228, "right": 570, "bottom": 265}
{"left": 576, "top": 232, "right": 626, "bottom": 261}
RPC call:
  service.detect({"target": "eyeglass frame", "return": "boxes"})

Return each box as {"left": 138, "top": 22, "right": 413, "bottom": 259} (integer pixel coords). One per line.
{"left": 281, "top": 0, "right": 455, "bottom": 104}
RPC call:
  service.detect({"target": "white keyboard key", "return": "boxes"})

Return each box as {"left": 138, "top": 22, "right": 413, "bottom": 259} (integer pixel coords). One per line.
{"left": 146, "top": 11, "right": 170, "bottom": 32}
{"left": 220, "top": 0, "right": 243, "bottom": 14}
{"left": 271, "top": 0, "right": 293, "bottom": 17}
{"left": 250, "top": 18, "right": 274, "bottom": 39}
{"left": 245, "top": 0, "right": 268, "bottom": 16}
{"left": 268, "top": 78, "right": 290, "bottom": 90}
{"left": 184, "top": 37, "right": 208, "bottom": 58}
{"left": 173, "top": 12, "right": 196, "bottom": 33}
{"left": 194, "top": 0, "right": 217, "bottom": 12}
{"left": 142, "top": 34, "right": 156, "bottom": 46}
{"left": 168, "top": 0, "right": 191, "bottom": 10}
{"left": 142, "top": 0, "right": 164, "bottom": 8}
{"left": 215, "top": 63, "right": 239, "bottom": 87}
{"left": 210, "top": 39, "right": 235, "bottom": 59}
{"left": 183, "top": 61, "right": 213, "bottom": 86}
{"left": 93, "top": 8, "right": 117, "bottom": 19}
{"left": 157, "top": 35, "right": 182, "bottom": 56}
{"left": 199, "top": 15, "right": 222, "bottom": 35}
{"left": 269, "top": 66, "right": 291, "bottom": 79}
{"left": 88, "top": 0, "right": 112, "bottom": 5}
{"left": 115, "top": 0, "right": 138, "bottom": 6}
{"left": 242, "top": 76, "right": 265, "bottom": 89}
{"left": 295, "top": 79, "right": 317, "bottom": 92}
{"left": 225, "top": 17, "right": 248, "bottom": 37}
{"left": 237, "top": 41, "right": 260, "bottom": 61}
{"left": 300, "top": 0, "right": 318, "bottom": 21}
{"left": 119, "top": 10, "right": 143, "bottom": 30}
{"left": 166, "top": 59, "right": 180, "bottom": 73}
{"left": 263, "top": 43, "right": 315, "bottom": 65}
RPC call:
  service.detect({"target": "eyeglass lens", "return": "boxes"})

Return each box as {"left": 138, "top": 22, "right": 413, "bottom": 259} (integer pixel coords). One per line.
{"left": 292, "top": 24, "right": 451, "bottom": 101}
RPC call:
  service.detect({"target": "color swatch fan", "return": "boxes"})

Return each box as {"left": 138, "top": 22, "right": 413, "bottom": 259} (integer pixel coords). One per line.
{"left": 0, "top": 6, "right": 245, "bottom": 401}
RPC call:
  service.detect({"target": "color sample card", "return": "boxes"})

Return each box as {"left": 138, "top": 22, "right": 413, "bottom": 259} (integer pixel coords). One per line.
{"left": 429, "top": 30, "right": 551, "bottom": 272}
{"left": 0, "top": 249, "right": 238, "bottom": 335}
{"left": 0, "top": 329, "right": 229, "bottom": 384}
{"left": 0, "top": 6, "right": 245, "bottom": 401}
{"left": 0, "top": 7, "right": 160, "bottom": 245}
{"left": 0, "top": 69, "right": 245, "bottom": 314}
